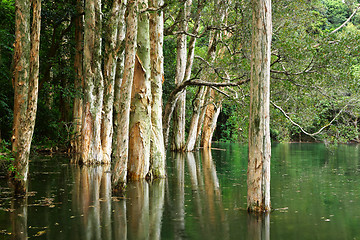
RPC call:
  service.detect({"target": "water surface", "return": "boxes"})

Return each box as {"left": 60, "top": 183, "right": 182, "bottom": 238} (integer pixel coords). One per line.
{"left": 1, "top": 143, "right": 360, "bottom": 239}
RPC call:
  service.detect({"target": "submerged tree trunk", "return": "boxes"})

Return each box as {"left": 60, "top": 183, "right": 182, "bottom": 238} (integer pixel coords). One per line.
{"left": 247, "top": 0, "right": 272, "bottom": 213}
{"left": 185, "top": 86, "right": 206, "bottom": 151}
{"left": 81, "top": 0, "right": 104, "bottom": 164}
{"left": 171, "top": 0, "right": 192, "bottom": 151}
{"left": 101, "top": 0, "right": 122, "bottom": 164}
{"left": 128, "top": 0, "right": 152, "bottom": 180}
{"left": 11, "top": 0, "right": 41, "bottom": 196}
{"left": 201, "top": 90, "right": 222, "bottom": 149}
{"left": 149, "top": 0, "right": 166, "bottom": 178}
{"left": 112, "top": 0, "right": 137, "bottom": 191}
{"left": 182, "top": 0, "right": 204, "bottom": 152}
{"left": 71, "top": 0, "right": 84, "bottom": 156}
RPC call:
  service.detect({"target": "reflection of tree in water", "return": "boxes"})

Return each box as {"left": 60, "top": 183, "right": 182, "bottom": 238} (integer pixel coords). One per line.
{"left": 170, "top": 150, "right": 270, "bottom": 240}
{"left": 10, "top": 197, "right": 28, "bottom": 240}
{"left": 71, "top": 165, "right": 110, "bottom": 240}
{"left": 70, "top": 165, "right": 165, "bottom": 240}
{"left": 247, "top": 213, "right": 270, "bottom": 240}
{"left": 168, "top": 150, "right": 229, "bottom": 239}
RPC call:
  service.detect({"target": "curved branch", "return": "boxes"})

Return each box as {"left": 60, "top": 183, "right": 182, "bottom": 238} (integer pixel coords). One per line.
{"left": 271, "top": 101, "right": 348, "bottom": 138}
{"left": 330, "top": 4, "right": 360, "bottom": 34}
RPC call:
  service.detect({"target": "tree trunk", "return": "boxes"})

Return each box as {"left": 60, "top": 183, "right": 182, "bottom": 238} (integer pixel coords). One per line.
{"left": 112, "top": 0, "right": 137, "bottom": 191}
{"left": 128, "top": 0, "right": 152, "bottom": 180}
{"left": 149, "top": 0, "right": 166, "bottom": 178}
{"left": 101, "top": 0, "right": 122, "bottom": 164}
{"left": 185, "top": 86, "right": 206, "bottom": 151}
{"left": 201, "top": 90, "right": 222, "bottom": 149}
{"left": 182, "top": 0, "right": 204, "bottom": 152}
{"left": 81, "top": 0, "right": 104, "bottom": 164}
{"left": 71, "top": 0, "right": 84, "bottom": 156}
{"left": 11, "top": 0, "right": 41, "bottom": 196}
{"left": 171, "top": 0, "right": 192, "bottom": 151}
{"left": 247, "top": 0, "right": 272, "bottom": 213}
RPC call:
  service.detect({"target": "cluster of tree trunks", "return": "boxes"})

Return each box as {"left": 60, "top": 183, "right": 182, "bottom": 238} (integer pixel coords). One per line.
{"left": 10, "top": 0, "right": 272, "bottom": 213}
{"left": 74, "top": 0, "right": 167, "bottom": 189}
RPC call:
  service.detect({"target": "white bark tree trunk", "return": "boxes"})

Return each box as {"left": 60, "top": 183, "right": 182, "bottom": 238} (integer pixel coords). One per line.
{"left": 247, "top": 0, "right": 272, "bottom": 213}
{"left": 11, "top": 0, "right": 41, "bottom": 195}
{"left": 112, "top": 0, "right": 137, "bottom": 191}
{"left": 101, "top": 0, "right": 122, "bottom": 164}
{"left": 149, "top": 0, "right": 166, "bottom": 178}
{"left": 171, "top": 0, "right": 192, "bottom": 151}
{"left": 81, "top": 0, "right": 104, "bottom": 164}
{"left": 185, "top": 86, "right": 206, "bottom": 151}
{"left": 128, "top": 0, "right": 152, "bottom": 180}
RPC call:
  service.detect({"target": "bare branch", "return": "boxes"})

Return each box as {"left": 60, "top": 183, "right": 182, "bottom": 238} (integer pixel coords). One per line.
{"left": 140, "top": 3, "right": 168, "bottom": 13}
{"left": 330, "top": 4, "right": 360, "bottom": 34}
{"left": 271, "top": 101, "right": 348, "bottom": 138}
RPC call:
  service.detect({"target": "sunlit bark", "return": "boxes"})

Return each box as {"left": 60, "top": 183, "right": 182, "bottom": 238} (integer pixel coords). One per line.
{"left": 128, "top": 0, "right": 152, "bottom": 180}
{"left": 149, "top": 0, "right": 166, "bottom": 178}
{"left": 172, "top": 0, "right": 192, "bottom": 151}
{"left": 112, "top": 0, "right": 133, "bottom": 191}
{"left": 183, "top": 0, "right": 205, "bottom": 152}
{"left": 101, "top": 0, "right": 122, "bottom": 164}
{"left": 247, "top": 0, "right": 272, "bottom": 213}
{"left": 201, "top": 90, "right": 222, "bottom": 149}
{"left": 81, "top": 0, "right": 104, "bottom": 164}
{"left": 11, "top": 0, "right": 41, "bottom": 195}
{"left": 186, "top": 86, "right": 206, "bottom": 151}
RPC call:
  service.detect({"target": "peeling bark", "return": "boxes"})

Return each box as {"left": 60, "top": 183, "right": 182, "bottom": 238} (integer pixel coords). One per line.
{"left": 112, "top": 0, "right": 137, "bottom": 190}
{"left": 127, "top": 0, "right": 152, "bottom": 180}
{"left": 71, "top": 0, "right": 84, "bottom": 157}
{"left": 185, "top": 86, "right": 206, "bottom": 151}
{"left": 101, "top": 0, "right": 122, "bottom": 164}
{"left": 81, "top": 0, "right": 104, "bottom": 164}
{"left": 247, "top": 0, "right": 272, "bottom": 213}
{"left": 171, "top": 0, "right": 192, "bottom": 151}
{"left": 149, "top": 0, "right": 166, "bottom": 178}
{"left": 201, "top": 89, "right": 222, "bottom": 149}
{"left": 11, "top": 0, "right": 41, "bottom": 196}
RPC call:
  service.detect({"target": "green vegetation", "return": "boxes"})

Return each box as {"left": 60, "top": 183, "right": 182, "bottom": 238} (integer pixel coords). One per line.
{"left": 0, "top": 0, "right": 359, "bottom": 152}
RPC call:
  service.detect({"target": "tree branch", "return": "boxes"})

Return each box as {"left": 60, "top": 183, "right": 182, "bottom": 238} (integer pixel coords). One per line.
{"left": 330, "top": 4, "right": 360, "bottom": 34}
{"left": 271, "top": 101, "right": 348, "bottom": 138}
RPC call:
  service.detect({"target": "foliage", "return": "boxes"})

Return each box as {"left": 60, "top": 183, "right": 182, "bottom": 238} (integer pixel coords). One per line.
{"left": 0, "top": 140, "right": 15, "bottom": 175}
{"left": 1, "top": 0, "right": 360, "bottom": 149}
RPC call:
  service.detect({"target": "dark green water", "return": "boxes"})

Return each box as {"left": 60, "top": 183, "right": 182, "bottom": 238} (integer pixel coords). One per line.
{"left": 1, "top": 143, "right": 360, "bottom": 239}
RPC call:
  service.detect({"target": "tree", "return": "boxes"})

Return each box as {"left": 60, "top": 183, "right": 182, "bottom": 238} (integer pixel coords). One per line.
{"left": 10, "top": 0, "right": 41, "bottom": 195}
{"left": 81, "top": 0, "right": 104, "bottom": 164}
{"left": 112, "top": 0, "right": 137, "bottom": 191}
{"left": 247, "top": 0, "right": 272, "bottom": 212}
{"left": 128, "top": 0, "right": 152, "bottom": 180}
{"left": 171, "top": 0, "right": 192, "bottom": 151}
{"left": 101, "top": 0, "right": 122, "bottom": 164}
{"left": 149, "top": 0, "right": 166, "bottom": 178}
{"left": 71, "top": 0, "right": 84, "bottom": 156}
